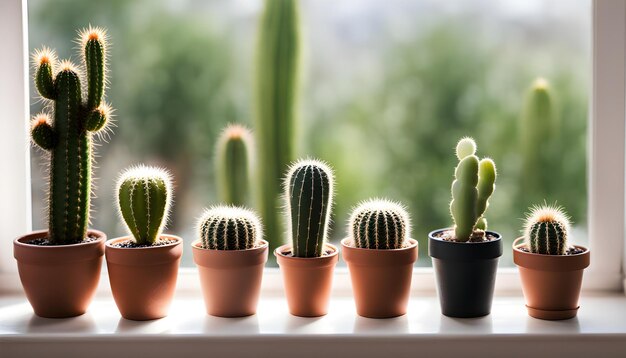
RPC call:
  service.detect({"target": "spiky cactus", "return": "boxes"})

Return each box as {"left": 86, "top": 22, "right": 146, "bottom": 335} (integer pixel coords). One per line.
{"left": 197, "top": 206, "right": 262, "bottom": 250}
{"left": 254, "top": 0, "right": 301, "bottom": 252}
{"left": 449, "top": 137, "right": 497, "bottom": 242}
{"left": 30, "top": 27, "right": 113, "bottom": 244}
{"left": 349, "top": 199, "right": 411, "bottom": 250}
{"left": 284, "top": 159, "right": 334, "bottom": 258}
{"left": 116, "top": 166, "right": 173, "bottom": 246}
{"left": 216, "top": 124, "right": 253, "bottom": 207}
{"left": 524, "top": 205, "right": 570, "bottom": 255}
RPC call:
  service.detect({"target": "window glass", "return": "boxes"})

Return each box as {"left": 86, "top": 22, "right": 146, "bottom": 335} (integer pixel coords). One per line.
{"left": 28, "top": 0, "right": 590, "bottom": 266}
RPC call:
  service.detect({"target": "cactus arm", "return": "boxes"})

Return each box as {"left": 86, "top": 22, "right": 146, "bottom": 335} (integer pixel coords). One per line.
{"left": 450, "top": 155, "right": 479, "bottom": 242}
{"left": 475, "top": 217, "right": 487, "bottom": 231}
{"left": 83, "top": 32, "right": 106, "bottom": 110}
{"left": 84, "top": 104, "right": 110, "bottom": 132}
{"left": 35, "top": 62, "right": 55, "bottom": 100}
{"left": 254, "top": 0, "right": 300, "bottom": 252}
{"left": 476, "top": 158, "right": 496, "bottom": 220}
{"left": 30, "top": 115, "right": 56, "bottom": 150}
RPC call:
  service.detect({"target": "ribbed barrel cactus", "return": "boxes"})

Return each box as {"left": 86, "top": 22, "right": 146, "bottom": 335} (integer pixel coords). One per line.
{"left": 216, "top": 124, "right": 253, "bottom": 207}
{"left": 254, "top": 0, "right": 301, "bottom": 252}
{"left": 449, "top": 137, "right": 497, "bottom": 242}
{"left": 284, "top": 159, "right": 334, "bottom": 258}
{"left": 349, "top": 199, "right": 411, "bottom": 250}
{"left": 116, "top": 166, "right": 173, "bottom": 246}
{"left": 197, "top": 206, "right": 263, "bottom": 250}
{"left": 524, "top": 204, "right": 570, "bottom": 255}
{"left": 30, "top": 27, "right": 113, "bottom": 244}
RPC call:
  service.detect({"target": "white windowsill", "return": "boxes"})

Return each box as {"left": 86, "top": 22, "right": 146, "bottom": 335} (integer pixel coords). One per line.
{"left": 1, "top": 291, "right": 626, "bottom": 358}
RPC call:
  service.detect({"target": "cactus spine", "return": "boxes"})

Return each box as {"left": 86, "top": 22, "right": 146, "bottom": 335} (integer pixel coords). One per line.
{"left": 524, "top": 204, "right": 570, "bottom": 255}
{"left": 349, "top": 199, "right": 411, "bottom": 250}
{"left": 449, "top": 137, "right": 497, "bottom": 242}
{"left": 197, "top": 206, "right": 262, "bottom": 250}
{"left": 116, "top": 166, "right": 173, "bottom": 246}
{"left": 285, "top": 159, "right": 334, "bottom": 258}
{"left": 520, "top": 78, "right": 556, "bottom": 205}
{"left": 216, "top": 124, "right": 253, "bottom": 206}
{"left": 254, "top": 0, "right": 301, "bottom": 252}
{"left": 30, "top": 27, "right": 113, "bottom": 244}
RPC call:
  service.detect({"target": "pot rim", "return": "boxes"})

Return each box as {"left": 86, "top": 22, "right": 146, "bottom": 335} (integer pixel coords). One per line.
{"left": 340, "top": 237, "right": 418, "bottom": 252}
{"left": 428, "top": 227, "right": 503, "bottom": 260}
{"left": 191, "top": 238, "right": 269, "bottom": 252}
{"left": 512, "top": 237, "right": 590, "bottom": 271}
{"left": 105, "top": 234, "right": 182, "bottom": 250}
{"left": 428, "top": 227, "right": 502, "bottom": 244}
{"left": 274, "top": 243, "right": 339, "bottom": 260}
{"left": 14, "top": 229, "right": 106, "bottom": 248}
{"left": 512, "top": 237, "right": 589, "bottom": 256}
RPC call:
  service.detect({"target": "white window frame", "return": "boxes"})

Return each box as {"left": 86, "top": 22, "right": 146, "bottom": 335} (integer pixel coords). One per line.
{"left": 0, "top": 0, "right": 624, "bottom": 295}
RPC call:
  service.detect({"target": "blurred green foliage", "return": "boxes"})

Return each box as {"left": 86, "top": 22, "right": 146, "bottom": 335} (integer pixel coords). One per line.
{"left": 28, "top": 0, "right": 588, "bottom": 266}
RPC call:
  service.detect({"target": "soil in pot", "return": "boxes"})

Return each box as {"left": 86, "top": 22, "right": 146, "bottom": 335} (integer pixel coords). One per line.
{"left": 13, "top": 229, "right": 107, "bottom": 318}
{"left": 429, "top": 228, "right": 502, "bottom": 318}
{"left": 105, "top": 235, "right": 183, "bottom": 321}
{"left": 513, "top": 237, "right": 590, "bottom": 320}
{"left": 275, "top": 243, "right": 339, "bottom": 317}
{"left": 341, "top": 238, "right": 418, "bottom": 318}
{"left": 192, "top": 239, "right": 269, "bottom": 317}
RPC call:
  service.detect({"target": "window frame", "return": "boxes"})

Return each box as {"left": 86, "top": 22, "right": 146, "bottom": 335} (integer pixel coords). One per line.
{"left": 0, "top": 0, "right": 624, "bottom": 295}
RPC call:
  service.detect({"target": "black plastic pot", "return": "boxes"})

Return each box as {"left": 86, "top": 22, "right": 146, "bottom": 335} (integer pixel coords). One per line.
{"left": 428, "top": 228, "right": 502, "bottom": 318}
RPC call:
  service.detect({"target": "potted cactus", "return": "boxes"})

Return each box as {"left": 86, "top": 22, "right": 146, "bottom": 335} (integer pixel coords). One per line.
{"left": 13, "top": 27, "right": 113, "bottom": 318}
{"left": 428, "top": 137, "right": 502, "bottom": 318}
{"left": 275, "top": 159, "right": 339, "bottom": 317}
{"left": 105, "top": 166, "right": 183, "bottom": 320}
{"left": 192, "top": 205, "right": 268, "bottom": 317}
{"left": 513, "top": 205, "right": 590, "bottom": 320}
{"left": 341, "top": 199, "right": 418, "bottom": 318}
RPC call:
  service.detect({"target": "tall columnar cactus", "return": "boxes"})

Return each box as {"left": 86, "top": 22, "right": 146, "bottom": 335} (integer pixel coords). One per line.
{"left": 349, "top": 199, "right": 411, "bottom": 250}
{"left": 284, "top": 159, "right": 334, "bottom": 258}
{"left": 116, "top": 166, "right": 173, "bottom": 246}
{"left": 449, "top": 137, "right": 497, "bottom": 242}
{"left": 254, "top": 0, "right": 301, "bottom": 252}
{"left": 216, "top": 124, "right": 253, "bottom": 207}
{"left": 197, "top": 206, "right": 262, "bottom": 250}
{"left": 30, "top": 27, "right": 113, "bottom": 244}
{"left": 520, "top": 78, "right": 556, "bottom": 204}
{"left": 524, "top": 204, "right": 570, "bottom": 255}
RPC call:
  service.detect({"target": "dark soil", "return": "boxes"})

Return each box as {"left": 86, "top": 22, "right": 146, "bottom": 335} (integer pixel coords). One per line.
{"left": 281, "top": 249, "right": 335, "bottom": 257}
{"left": 434, "top": 229, "right": 498, "bottom": 243}
{"left": 111, "top": 238, "right": 178, "bottom": 248}
{"left": 27, "top": 235, "right": 99, "bottom": 246}
{"left": 519, "top": 246, "right": 586, "bottom": 256}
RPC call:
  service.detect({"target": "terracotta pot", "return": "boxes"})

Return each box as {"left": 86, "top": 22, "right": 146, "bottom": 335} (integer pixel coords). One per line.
{"left": 429, "top": 228, "right": 502, "bottom": 318}
{"left": 105, "top": 235, "right": 182, "bottom": 320}
{"left": 275, "top": 243, "right": 338, "bottom": 317}
{"left": 13, "top": 229, "right": 106, "bottom": 318}
{"left": 341, "top": 238, "right": 418, "bottom": 318}
{"left": 192, "top": 239, "right": 268, "bottom": 317}
{"left": 513, "top": 237, "right": 590, "bottom": 320}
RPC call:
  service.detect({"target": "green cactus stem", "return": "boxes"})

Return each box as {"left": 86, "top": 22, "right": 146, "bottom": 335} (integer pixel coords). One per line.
{"left": 254, "top": 0, "right": 301, "bottom": 253}
{"left": 116, "top": 166, "right": 173, "bottom": 246}
{"left": 524, "top": 204, "right": 570, "bottom": 255}
{"left": 30, "top": 27, "right": 113, "bottom": 244}
{"left": 449, "top": 137, "right": 497, "bottom": 242}
{"left": 284, "top": 159, "right": 334, "bottom": 258}
{"left": 349, "top": 199, "right": 411, "bottom": 250}
{"left": 216, "top": 124, "right": 253, "bottom": 207}
{"left": 197, "top": 206, "right": 262, "bottom": 250}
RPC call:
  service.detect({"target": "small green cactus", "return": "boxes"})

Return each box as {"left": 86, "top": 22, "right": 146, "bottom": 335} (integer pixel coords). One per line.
{"left": 284, "top": 159, "right": 334, "bottom": 258}
{"left": 349, "top": 199, "right": 411, "bottom": 250}
{"left": 524, "top": 204, "right": 570, "bottom": 255}
{"left": 30, "top": 27, "right": 113, "bottom": 244}
{"left": 254, "top": 0, "right": 301, "bottom": 252}
{"left": 116, "top": 166, "right": 173, "bottom": 246}
{"left": 197, "top": 206, "right": 262, "bottom": 250}
{"left": 216, "top": 124, "right": 253, "bottom": 207}
{"left": 449, "top": 137, "right": 497, "bottom": 242}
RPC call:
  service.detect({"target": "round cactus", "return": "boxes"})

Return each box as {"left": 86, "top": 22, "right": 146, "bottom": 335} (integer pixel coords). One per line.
{"left": 116, "top": 166, "right": 173, "bottom": 246}
{"left": 284, "top": 159, "right": 334, "bottom": 258}
{"left": 524, "top": 204, "right": 570, "bottom": 255}
{"left": 197, "top": 206, "right": 263, "bottom": 250}
{"left": 349, "top": 199, "right": 411, "bottom": 250}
